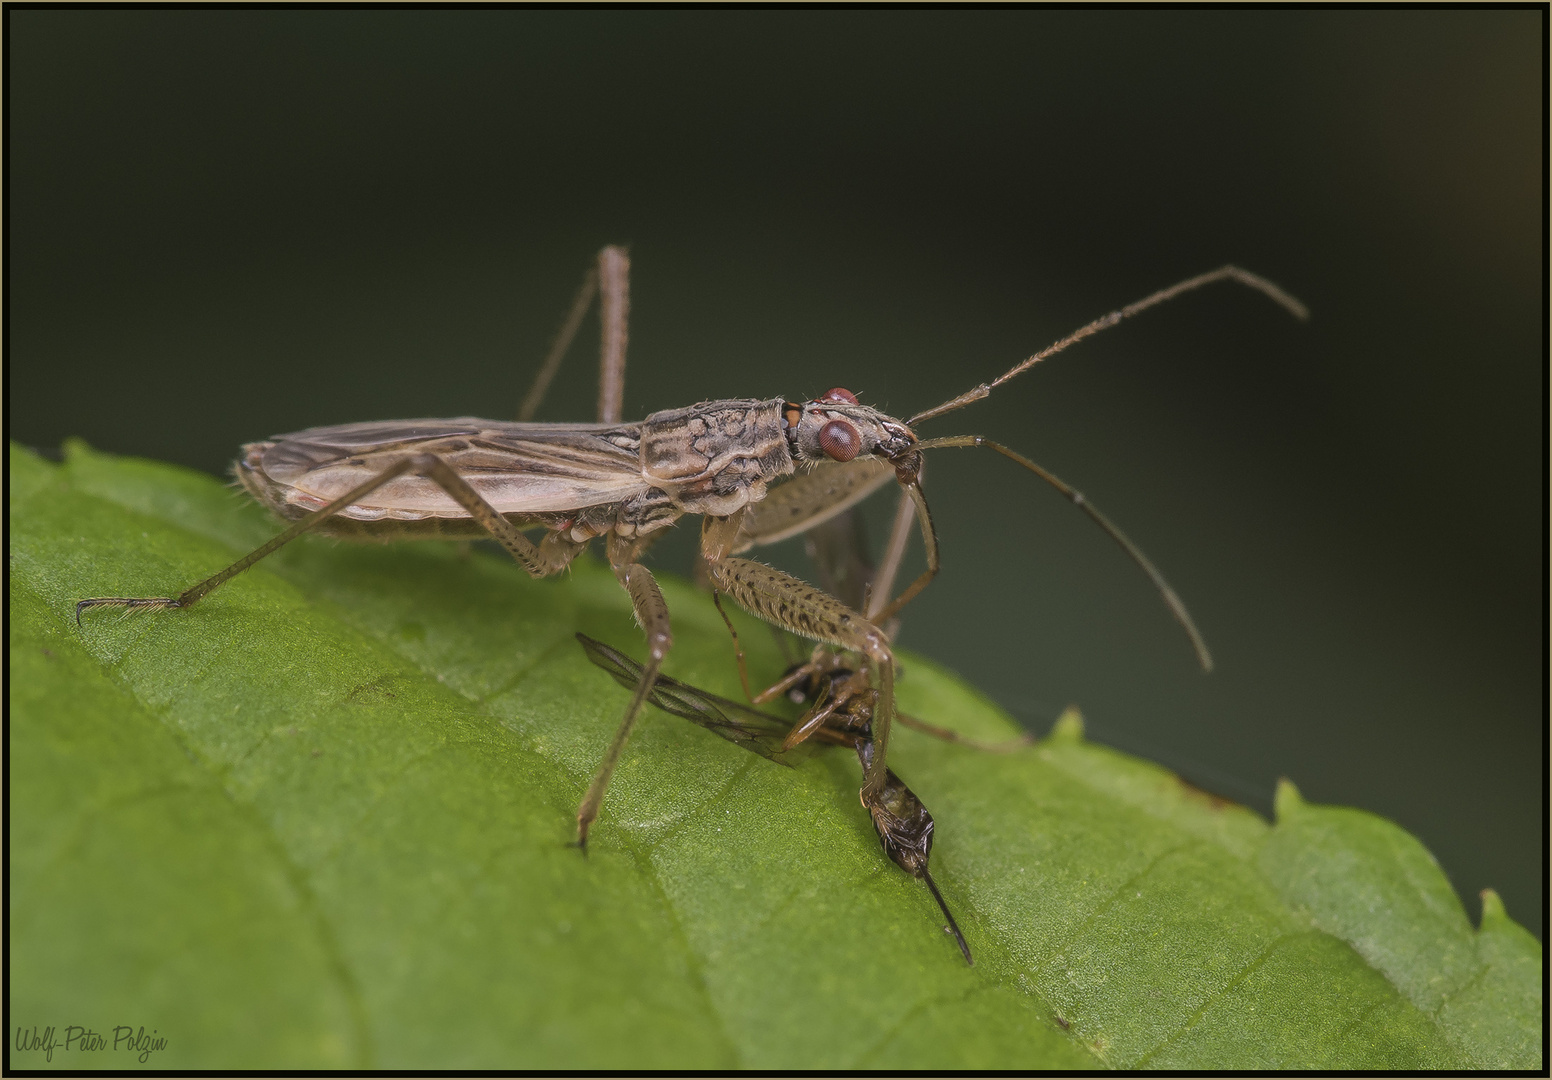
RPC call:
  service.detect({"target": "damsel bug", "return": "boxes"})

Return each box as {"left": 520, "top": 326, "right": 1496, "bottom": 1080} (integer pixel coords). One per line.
{"left": 77, "top": 247, "right": 1307, "bottom": 852}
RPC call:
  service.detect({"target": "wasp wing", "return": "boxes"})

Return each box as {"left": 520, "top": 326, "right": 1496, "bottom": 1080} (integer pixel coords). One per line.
{"left": 576, "top": 634, "right": 809, "bottom": 766}
{"left": 577, "top": 637, "right": 971, "bottom": 962}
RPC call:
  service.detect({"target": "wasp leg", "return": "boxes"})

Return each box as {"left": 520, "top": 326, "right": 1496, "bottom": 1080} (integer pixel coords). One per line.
{"left": 779, "top": 683, "right": 854, "bottom": 752}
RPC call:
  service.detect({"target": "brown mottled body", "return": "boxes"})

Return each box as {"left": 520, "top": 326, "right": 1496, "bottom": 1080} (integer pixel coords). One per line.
{"left": 235, "top": 399, "right": 793, "bottom": 540}
{"left": 77, "top": 245, "right": 1303, "bottom": 867}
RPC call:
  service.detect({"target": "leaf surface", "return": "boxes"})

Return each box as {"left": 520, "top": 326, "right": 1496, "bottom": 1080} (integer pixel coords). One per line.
{"left": 9, "top": 442, "right": 1541, "bottom": 1069}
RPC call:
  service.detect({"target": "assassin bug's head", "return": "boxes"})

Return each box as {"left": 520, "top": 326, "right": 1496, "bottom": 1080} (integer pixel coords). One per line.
{"left": 775, "top": 270, "right": 1307, "bottom": 676}
{"left": 784, "top": 387, "right": 917, "bottom": 467}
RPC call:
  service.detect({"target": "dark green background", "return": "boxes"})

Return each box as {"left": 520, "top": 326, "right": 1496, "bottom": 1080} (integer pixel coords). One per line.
{"left": 10, "top": 11, "right": 1543, "bottom": 930}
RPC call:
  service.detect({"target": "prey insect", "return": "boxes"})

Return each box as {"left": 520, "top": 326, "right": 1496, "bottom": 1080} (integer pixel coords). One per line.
{"left": 77, "top": 246, "right": 1307, "bottom": 854}
{"left": 578, "top": 631, "right": 1015, "bottom": 966}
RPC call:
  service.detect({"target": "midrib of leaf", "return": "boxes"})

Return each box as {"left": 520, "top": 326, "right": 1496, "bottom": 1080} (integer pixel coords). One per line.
{"left": 9, "top": 442, "right": 1541, "bottom": 1070}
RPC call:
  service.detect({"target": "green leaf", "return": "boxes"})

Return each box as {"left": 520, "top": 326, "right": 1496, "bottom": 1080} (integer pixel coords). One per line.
{"left": 9, "top": 441, "right": 1541, "bottom": 1070}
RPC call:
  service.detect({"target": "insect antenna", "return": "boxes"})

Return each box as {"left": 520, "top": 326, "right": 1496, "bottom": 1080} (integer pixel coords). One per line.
{"left": 908, "top": 265, "right": 1307, "bottom": 426}
{"left": 914, "top": 434, "right": 1213, "bottom": 671}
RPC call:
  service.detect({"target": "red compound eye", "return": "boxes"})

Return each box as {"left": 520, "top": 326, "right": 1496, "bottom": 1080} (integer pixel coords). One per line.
{"left": 818, "top": 419, "right": 861, "bottom": 461}
{"left": 819, "top": 387, "right": 859, "bottom": 405}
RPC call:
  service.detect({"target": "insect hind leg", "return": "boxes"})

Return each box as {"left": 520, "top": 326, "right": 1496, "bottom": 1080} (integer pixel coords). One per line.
{"left": 76, "top": 453, "right": 582, "bottom": 624}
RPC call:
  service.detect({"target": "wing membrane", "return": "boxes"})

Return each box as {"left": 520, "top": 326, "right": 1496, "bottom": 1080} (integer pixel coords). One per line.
{"left": 254, "top": 418, "right": 648, "bottom": 518}
{"left": 576, "top": 634, "right": 809, "bottom": 765}
{"left": 576, "top": 634, "right": 973, "bottom": 963}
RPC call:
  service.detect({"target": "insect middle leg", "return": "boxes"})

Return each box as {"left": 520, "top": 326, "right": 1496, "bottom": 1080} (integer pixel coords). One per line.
{"left": 572, "top": 530, "right": 673, "bottom": 850}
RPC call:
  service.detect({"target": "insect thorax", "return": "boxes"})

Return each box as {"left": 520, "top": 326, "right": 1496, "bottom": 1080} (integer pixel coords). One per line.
{"left": 639, "top": 398, "right": 794, "bottom": 518}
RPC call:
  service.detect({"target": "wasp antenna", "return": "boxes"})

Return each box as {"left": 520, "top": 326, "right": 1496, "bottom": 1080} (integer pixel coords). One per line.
{"left": 909, "top": 265, "right": 1306, "bottom": 426}
{"left": 914, "top": 435, "right": 1214, "bottom": 672}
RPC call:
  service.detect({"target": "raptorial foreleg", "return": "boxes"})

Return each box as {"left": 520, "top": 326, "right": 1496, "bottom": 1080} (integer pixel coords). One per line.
{"left": 701, "top": 513, "right": 897, "bottom": 801}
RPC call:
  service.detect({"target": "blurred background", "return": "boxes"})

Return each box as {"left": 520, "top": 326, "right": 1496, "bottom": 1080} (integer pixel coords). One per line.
{"left": 10, "top": 11, "right": 1542, "bottom": 930}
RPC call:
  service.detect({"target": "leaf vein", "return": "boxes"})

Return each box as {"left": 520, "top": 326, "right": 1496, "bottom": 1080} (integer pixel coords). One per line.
{"left": 1036, "top": 842, "right": 1189, "bottom": 976}
{"left": 1132, "top": 929, "right": 1298, "bottom": 1067}
{"left": 232, "top": 784, "right": 376, "bottom": 1068}
{"left": 643, "top": 755, "right": 762, "bottom": 858}
{"left": 475, "top": 631, "right": 576, "bottom": 705}
{"left": 1429, "top": 960, "right": 1491, "bottom": 1018}
{"left": 1322, "top": 977, "right": 1395, "bottom": 1049}
{"left": 29, "top": 781, "right": 204, "bottom": 876}
{"left": 633, "top": 810, "right": 749, "bottom": 1069}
